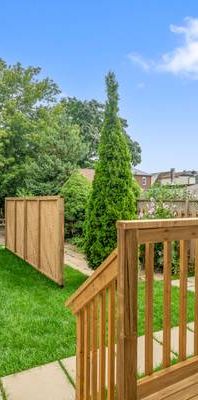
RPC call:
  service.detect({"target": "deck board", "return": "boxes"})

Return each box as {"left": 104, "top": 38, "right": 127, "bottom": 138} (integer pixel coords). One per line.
{"left": 144, "top": 372, "right": 198, "bottom": 400}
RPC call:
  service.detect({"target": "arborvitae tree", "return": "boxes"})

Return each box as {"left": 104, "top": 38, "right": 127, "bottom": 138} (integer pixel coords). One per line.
{"left": 84, "top": 72, "right": 140, "bottom": 269}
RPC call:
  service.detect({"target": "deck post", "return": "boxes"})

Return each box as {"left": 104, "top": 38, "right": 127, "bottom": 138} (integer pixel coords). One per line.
{"left": 117, "top": 224, "right": 138, "bottom": 400}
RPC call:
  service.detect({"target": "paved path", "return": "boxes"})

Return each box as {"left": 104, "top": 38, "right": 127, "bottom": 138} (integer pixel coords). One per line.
{"left": 171, "top": 276, "right": 195, "bottom": 292}
{"left": 64, "top": 243, "right": 93, "bottom": 276}
{"left": 1, "top": 322, "right": 196, "bottom": 400}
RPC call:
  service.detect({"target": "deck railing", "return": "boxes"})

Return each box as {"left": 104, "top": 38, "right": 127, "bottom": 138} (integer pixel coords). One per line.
{"left": 66, "top": 218, "right": 198, "bottom": 400}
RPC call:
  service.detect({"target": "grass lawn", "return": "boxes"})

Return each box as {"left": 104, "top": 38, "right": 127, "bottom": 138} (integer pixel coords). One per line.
{"left": 0, "top": 247, "right": 195, "bottom": 377}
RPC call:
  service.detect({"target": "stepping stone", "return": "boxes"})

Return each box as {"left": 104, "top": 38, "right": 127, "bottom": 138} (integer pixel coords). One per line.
{"left": 188, "top": 322, "right": 195, "bottom": 332}
{"left": 2, "top": 361, "right": 75, "bottom": 400}
{"left": 187, "top": 286, "right": 195, "bottom": 292}
{"left": 137, "top": 335, "right": 163, "bottom": 375}
{"left": 154, "top": 327, "right": 194, "bottom": 356}
{"left": 62, "top": 337, "right": 163, "bottom": 383}
{"left": 61, "top": 356, "right": 76, "bottom": 385}
{"left": 171, "top": 280, "right": 180, "bottom": 288}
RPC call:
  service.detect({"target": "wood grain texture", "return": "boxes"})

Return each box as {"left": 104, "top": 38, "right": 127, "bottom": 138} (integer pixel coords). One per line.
{"left": 163, "top": 241, "right": 172, "bottom": 368}
{"left": 76, "top": 311, "right": 84, "bottom": 400}
{"left": 84, "top": 305, "right": 91, "bottom": 399}
{"left": 195, "top": 239, "right": 198, "bottom": 355}
{"left": 117, "top": 228, "right": 138, "bottom": 400}
{"left": 108, "top": 281, "right": 115, "bottom": 400}
{"left": 145, "top": 243, "right": 154, "bottom": 376}
{"left": 91, "top": 297, "right": 98, "bottom": 400}
{"left": 5, "top": 197, "right": 64, "bottom": 286}
{"left": 99, "top": 290, "right": 106, "bottom": 400}
{"left": 179, "top": 240, "right": 188, "bottom": 361}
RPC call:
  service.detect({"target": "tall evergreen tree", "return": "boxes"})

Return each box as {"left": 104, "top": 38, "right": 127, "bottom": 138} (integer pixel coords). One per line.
{"left": 84, "top": 72, "right": 139, "bottom": 269}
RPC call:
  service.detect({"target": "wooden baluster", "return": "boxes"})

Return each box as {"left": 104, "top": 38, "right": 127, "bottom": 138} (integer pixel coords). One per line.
{"left": 145, "top": 242, "right": 154, "bottom": 376}
{"left": 99, "top": 290, "right": 106, "bottom": 400}
{"left": 163, "top": 241, "right": 172, "bottom": 368}
{"left": 117, "top": 227, "right": 138, "bottom": 400}
{"left": 108, "top": 281, "right": 115, "bottom": 400}
{"left": 194, "top": 239, "right": 198, "bottom": 355}
{"left": 91, "top": 297, "right": 98, "bottom": 400}
{"left": 179, "top": 240, "right": 188, "bottom": 361}
{"left": 84, "top": 305, "right": 91, "bottom": 399}
{"left": 76, "top": 310, "right": 84, "bottom": 400}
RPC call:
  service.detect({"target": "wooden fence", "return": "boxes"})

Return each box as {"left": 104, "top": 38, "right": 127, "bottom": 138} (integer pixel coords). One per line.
{"left": 138, "top": 199, "right": 198, "bottom": 218}
{"left": 67, "top": 218, "right": 198, "bottom": 399}
{"left": 5, "top": 196, "right": 64, "bottom": 286}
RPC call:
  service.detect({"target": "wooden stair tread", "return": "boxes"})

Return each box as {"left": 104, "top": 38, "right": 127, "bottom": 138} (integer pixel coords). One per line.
{"left": 144, "top": 372, "right": 198, "bottom": 400}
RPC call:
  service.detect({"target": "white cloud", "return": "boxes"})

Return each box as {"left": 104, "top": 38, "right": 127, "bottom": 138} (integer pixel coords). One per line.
{"left": 128, "top": 53, "right": 151, "bottom": 71}
{"left": 129, "top": 17, "right": 198, "bottom": 79}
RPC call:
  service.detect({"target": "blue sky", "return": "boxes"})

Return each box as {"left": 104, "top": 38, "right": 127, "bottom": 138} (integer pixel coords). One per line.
{"left": 1, "top": 1, "right": 198, "bottom": 172}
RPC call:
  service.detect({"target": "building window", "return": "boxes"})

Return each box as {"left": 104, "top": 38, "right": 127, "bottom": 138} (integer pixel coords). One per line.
{"left": 142, "top": 176, "right": 147, "bottom": 186}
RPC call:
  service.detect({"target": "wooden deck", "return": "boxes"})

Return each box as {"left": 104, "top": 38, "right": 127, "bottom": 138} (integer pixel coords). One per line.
{"left": 144, "top": 372, "right": 198, "bottom": 400}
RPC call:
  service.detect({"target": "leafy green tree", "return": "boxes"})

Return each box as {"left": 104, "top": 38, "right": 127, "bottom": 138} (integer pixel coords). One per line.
{"left": 84, "top": 72, "right": 139, "bottom": 269}
{"left": 23, "top": 106, "right": 87, "bottom": 195}
{"left": 0, "top": 59, "right": 59, "bottom": 205}
{"left": 61, "top": 171, "right": 91, "bottom": 238}
{"left": 61, "top": 97, "right": 141, "bottom": 166}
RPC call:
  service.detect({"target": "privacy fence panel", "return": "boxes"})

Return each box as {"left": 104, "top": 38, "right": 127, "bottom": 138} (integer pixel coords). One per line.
{"left": 5, "top": 196, "right": 64, "bottom": 286}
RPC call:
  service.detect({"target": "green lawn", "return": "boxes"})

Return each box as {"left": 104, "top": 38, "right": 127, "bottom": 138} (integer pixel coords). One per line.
{"left": 0, "top": 247, "right": 195, "bottom": 377}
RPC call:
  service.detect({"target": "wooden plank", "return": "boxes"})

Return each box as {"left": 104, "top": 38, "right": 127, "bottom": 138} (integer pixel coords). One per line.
{"left": 145, "top": 243, "right": 154, "bottom": 376}
{"left": 76, "top": 311, "right": 84, "bottom": 400}
{"left": 58, "top": 197, "right": 64, "bottom": 286}
{"left": 144, "top": 373, "right": 198, "bottom": 400}
{"left": 117, "top": 218, "right": 198, "bottom": 230}
{"left": 23, "top": 199, "right": 27, "bottom": 260}
{"left": 5, "top": 196, "right": 64, "bottom": 286}
{"left": 99, "top": 290, "right": 106, "bottom": 400}
{"left": 195, "top": 239, "right": 198, "bottom": 355}
{"left": 108, "top": 281, "right": 115, "bottom": 400}
{"left": 91, "top": 297, "right": 98, "bottom": 400}
{"left": 66, "top": 249, "right": 118, "bottom": 313}
{"left": 163, "top": 241, "right": 172, "bottom": 368}
{"left": 138, "top": 356, "right": 198, "bottom": 399}
{"left": 6, "top": 196, "right": 61, "bottom": 201}
{"left": 179, "top": 240, "right": 188, "bottom": 361}
{"left": 84, "top": 305, "right": 91, "bottom": 399}
{"left": 117, "top": 228, "right": 138, "bottom": 400}
{"left": 139, "top": 226, "right": 198, "bottom": 244}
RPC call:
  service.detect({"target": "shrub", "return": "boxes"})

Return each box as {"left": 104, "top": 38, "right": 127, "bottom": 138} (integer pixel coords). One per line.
{"left": 84, "top": 72, "right": 139, "bottom": 269}
{"left": 61, "top": 171, "right": 91, "bottom": 239}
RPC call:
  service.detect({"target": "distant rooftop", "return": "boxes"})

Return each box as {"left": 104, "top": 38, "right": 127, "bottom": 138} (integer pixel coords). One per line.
{"left": 132, "top": 168, "right": 151, "bottom": 176}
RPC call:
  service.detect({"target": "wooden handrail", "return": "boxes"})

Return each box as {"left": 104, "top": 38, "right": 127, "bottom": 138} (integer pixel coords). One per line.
{"left": 67, "top": 218, "right": 198, "bottom": 400}
{"left": 66, "top": 248, "right": 118, "bottom": 314}
{"left": 117, "top": 217, "right": 198, "bottom": 229}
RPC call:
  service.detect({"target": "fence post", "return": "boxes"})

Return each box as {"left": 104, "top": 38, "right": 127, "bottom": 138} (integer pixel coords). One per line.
{"left": 117, "top": 223, "right": 138, "bottom": 400}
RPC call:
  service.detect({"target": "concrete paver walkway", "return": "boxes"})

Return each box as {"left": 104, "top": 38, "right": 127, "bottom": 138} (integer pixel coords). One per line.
{"left": 1, "top": 362, "right": 75, "bottom": 400}
{"left": 171, "top": 277, "right": 195, "bottom": 292}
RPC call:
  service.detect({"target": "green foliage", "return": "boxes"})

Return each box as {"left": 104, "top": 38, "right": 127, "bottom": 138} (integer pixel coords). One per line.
{"left": 143, "top": 183, "right": 195, "bottom": 201}
{"left": 23, "top": 106, "right": 87, "bottom": 195}
{"left": 61, "top": 171, "right": 91, "bottom": 238}
{"left": 84, "top": 72, "right": 138, "bottom": 269}
{"left": 60, "top": 97, "right": 142, "bottom": 167}
{"left": 0, "top": 59, "right": 59, "bottom": 206}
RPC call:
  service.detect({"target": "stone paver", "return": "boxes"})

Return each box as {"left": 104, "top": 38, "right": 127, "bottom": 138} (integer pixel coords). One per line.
{"left": 154, "top": 327, "right": 194, "bottom": 356}
{"left": 188, "top": 322, "right": 195, "bottom": 332}
{"left": 61, "top": 357, "right": 76, "bottom": 385}
{"left": 64, "top": 243, "right": 93, "bottom": 276}
{"left": 62, "top": 337, "right": 163, "bottom": 381}
{"left": 2, "top": 361, "right": 75, "bottom": 400}
{"left": 137, "top": 335, "right": 163, "bottom": 374}
{"left": 171, "top": 277, "right": 195, "bottom": 292}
